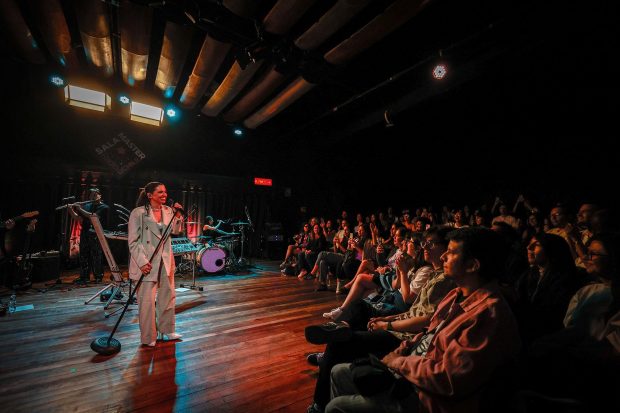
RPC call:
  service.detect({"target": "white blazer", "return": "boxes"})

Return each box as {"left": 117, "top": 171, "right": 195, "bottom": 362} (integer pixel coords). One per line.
{"left": 128, "top": 205, "right": 182, "bottom": 282}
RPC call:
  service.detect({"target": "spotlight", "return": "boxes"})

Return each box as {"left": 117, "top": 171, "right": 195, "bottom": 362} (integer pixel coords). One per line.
{"left": 233, "top": 128, "right": 243, "bottom": 136}
{"left": 50, "top": 75, "right": 65, "bottom": 87}
{"left": 432, "top": 50, "right": 447, "bottom": 80}
{"left": 119, "top": 95, "right": 130, "bottom": 104}
{"left": 432, "top": 64, "right": 447, "bottom": 80}
{"left": 164, "top": 104, "right": 181, "bottom": 123}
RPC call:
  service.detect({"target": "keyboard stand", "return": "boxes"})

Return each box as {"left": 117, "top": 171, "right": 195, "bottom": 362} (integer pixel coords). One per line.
{"left": 72, "top": 205, "right": 135, "bottom": 317}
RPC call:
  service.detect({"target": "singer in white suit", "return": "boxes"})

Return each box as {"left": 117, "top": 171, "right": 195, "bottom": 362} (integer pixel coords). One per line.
{"left": 128, "top": 182, "right": 184, "bottom": 347}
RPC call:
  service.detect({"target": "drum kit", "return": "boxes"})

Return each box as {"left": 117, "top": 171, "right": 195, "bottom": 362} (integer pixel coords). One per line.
{"left": 180, "top": 220, "right": 251, "bottom": 275}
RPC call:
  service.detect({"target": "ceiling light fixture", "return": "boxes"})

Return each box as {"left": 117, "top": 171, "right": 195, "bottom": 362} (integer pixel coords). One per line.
{"left": 432, "top": 50, "right": 448, "bottom": 80}
{"left": 64, "top": 85, "right": 111, "bottom": 112}
{"left": 130, "top": 101, "right": 163, "bottom": 126}
{"left": 50, "top": 75, "right": 65, "bottom": 87}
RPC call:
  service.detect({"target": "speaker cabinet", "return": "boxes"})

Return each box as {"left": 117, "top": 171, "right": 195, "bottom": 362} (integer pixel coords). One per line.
{"left": 29, "top": 255, "right": 61, "bottom": 282}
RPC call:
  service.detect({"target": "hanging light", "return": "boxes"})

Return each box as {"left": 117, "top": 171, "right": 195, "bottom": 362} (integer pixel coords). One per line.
{"left": 432, "top": 50, "right": 447, "bottom": 80}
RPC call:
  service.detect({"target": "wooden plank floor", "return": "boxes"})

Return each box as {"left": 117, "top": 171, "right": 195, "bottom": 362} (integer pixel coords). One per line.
{"left": 0, "top": 261, "right": 344, "bottom": 413}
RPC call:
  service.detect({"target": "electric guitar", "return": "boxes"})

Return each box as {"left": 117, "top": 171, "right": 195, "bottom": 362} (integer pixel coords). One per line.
{"left": 1, "top": 211, "right": 39, "bottom": 229}
{"left": 2, "top": 211, "right": 39, "bottom": 261}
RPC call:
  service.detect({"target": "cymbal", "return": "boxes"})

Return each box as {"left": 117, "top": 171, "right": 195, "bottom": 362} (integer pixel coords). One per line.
{"left": 230, "top": 221, "right": 249, "bottom": 225}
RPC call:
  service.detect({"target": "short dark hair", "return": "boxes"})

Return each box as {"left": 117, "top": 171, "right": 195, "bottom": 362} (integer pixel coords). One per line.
{"left": 424, "top": 226, "right": 451, "bottom": 245}
{"left": 447, "top": 227, "right": 508, "bottom": 280}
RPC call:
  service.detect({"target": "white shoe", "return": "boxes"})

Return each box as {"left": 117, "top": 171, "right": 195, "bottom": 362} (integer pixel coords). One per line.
{"left": 157, "top": 332, "right": 183, "bottom": 341}
{"left": 142, "top": 341, "right": 156, "bottom": 347}
{"left": 322, "top": 307, "right": 343, "bottom": 320}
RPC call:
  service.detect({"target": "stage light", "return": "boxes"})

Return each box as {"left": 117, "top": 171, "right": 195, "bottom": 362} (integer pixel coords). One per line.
{"left": 64, "top": 85, "right": 111, "bottom": 112}
{"left": 432, "top": 50, "right": 447, "bottom": 80}
{"left": 432, "top": 64, "right": 447, "bottom": 80}
{"left": 50, "top": 75, "right": 65, "bottom": 87}
{"left": 119, "top": 95, "right": 130, "bottom": 104}
{"left": 233, "top": 128, "right": 243, "bottom": 136}
{"left": 130, "top": 101, "right": 163, "bottom": 126}
{"left": 164, "top": 104, "right": 181, "bottom": 123}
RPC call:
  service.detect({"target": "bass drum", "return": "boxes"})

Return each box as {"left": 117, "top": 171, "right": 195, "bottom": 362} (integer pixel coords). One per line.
{"left": 196, "top": 246, "right": 227, "bottom": 273}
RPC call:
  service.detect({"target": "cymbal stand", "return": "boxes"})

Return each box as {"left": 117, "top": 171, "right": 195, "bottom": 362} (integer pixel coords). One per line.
{"left": 225, "top": 237, "right": 240, "bottom": 272}
{"left": 238, "top": 225, "right": 248, "bottom": 267}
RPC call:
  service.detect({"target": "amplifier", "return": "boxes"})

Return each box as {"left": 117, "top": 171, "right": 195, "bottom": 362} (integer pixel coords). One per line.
{"left": 29, "top": 255, "right": 61, "bottom": 282}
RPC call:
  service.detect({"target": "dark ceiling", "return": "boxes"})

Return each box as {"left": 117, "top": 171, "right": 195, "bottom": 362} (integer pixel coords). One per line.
{"left": 1, "top": 0, "right": 619, "bottom": 210}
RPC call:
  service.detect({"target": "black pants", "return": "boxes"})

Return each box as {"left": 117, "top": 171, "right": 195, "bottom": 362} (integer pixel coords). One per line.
{"left": 314, "top": 329, "right": 402, "bottom": 409}
{"left": 298, "top": 251, "right": 319, "bottom": 272}
{"left": 339, "top": 258, "right": 361, "bottom": 279}
{"left": 80, "top": 233, "right": 103, "bottom": 280}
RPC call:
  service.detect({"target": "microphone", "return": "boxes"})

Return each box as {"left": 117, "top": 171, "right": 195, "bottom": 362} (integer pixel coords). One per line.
{"left": 167, "top": 198, "right": 186, "bottom": 216}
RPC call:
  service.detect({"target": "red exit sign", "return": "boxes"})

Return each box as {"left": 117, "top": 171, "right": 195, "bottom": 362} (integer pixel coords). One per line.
{"left": 254, "top": 177, "right": 273, "bottom": 186}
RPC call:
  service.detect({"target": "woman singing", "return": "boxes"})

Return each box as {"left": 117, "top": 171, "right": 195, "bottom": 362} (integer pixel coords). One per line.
{"left": 128, "top": 182, "right": 184, "bottom": 347}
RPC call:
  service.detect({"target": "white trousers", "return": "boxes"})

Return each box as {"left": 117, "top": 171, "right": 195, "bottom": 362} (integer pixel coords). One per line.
{"left": 136, "top": 264, "right": 176, "bottom": 345}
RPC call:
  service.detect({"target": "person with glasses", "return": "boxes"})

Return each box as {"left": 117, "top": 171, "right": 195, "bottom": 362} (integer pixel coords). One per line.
{"left": 564, "top": 233, "right": 619, "bottom": 339}
{"left": 522, "top": 232, "right": 620, "bottom": 410}
{"left": 304, "top": 227, "right": 454, "bottom": 413}
{"left": 325, "top": 227, "right": 520, "bottom": 413}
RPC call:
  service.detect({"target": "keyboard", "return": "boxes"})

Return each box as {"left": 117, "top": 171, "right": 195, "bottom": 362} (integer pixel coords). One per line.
{"left": 172, "top": 237, "right": 201, "bottom": 255}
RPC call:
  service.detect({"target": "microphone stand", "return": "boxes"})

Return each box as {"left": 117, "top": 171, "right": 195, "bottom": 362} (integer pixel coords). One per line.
{"left": 90, "top": 206, "right": 181, "bottom": 356}
{"left": 244, "top": 206, "right": 261, "bottom": 270}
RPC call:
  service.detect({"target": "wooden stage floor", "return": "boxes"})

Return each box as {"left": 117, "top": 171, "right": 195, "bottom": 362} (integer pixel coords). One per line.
{"left": 0, "top": 261, "right": 343, "bottom": 413}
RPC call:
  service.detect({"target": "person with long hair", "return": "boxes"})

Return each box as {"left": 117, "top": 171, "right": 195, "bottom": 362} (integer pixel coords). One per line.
{"left": 521, "top": 233, "right": 620, "bottom": 410}
{"left": 128, "top": 182, "right": 184, "bottom": 347}
{"left": 514, "top": 232, "right": 582, "bottom": 345}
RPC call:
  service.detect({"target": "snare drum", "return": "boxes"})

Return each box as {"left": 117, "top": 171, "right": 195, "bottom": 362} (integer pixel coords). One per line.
{"left": 196, "top": 246, "right": 227, "bottom": 273}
